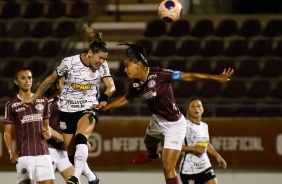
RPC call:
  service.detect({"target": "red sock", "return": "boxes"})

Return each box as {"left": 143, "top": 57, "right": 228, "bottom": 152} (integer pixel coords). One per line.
{"left": 165, "top": 176, "right": 179, "bottom": 184}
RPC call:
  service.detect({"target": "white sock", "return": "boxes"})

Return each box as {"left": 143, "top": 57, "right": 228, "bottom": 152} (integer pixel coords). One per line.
{"left": 83, "top": 163, "right": 97, "bottom": 181}
{"left": 74, "top": 144, "right": 88, "bottom": 179}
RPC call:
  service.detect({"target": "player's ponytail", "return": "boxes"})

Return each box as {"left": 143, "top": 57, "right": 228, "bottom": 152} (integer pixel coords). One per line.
{"left": 80, "top": 24, "right": 108, "bottom": 53}
{"left": 117, "top": 41, "right": 148, "bottom": 67}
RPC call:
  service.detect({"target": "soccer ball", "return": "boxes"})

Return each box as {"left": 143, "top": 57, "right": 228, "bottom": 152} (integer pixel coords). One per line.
{"left": 158, "top": 0, "right": 182, "bottom": 23}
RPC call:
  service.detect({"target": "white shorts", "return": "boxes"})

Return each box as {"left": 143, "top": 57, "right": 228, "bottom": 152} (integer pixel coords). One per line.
{"left": 49, "top": 148, "right": 73, "bottom": 172}
{"left": 146, "top": 114, "right": 187, "bottom": 150}
{"left": 16, "top": 155, "right": 55, "bottom": 183}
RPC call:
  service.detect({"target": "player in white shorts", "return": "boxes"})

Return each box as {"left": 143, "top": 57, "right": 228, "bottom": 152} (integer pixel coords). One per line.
{"left": 4, "top": 68, "right": 55, "bottom": 184}
{"left": 22, "top": 24, "right": 116, "bottom": 184}
{"left": 103, "top": 42, "right": 233, "bottom": 184}
{"left": 179, "top": 99, "right": 227, "bottom": 184}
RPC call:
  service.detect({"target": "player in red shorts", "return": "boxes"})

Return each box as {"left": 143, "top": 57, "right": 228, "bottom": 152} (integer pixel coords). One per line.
{"left": 4, "top": 68, "right": 55, "bottom": 184}
{"left": 103, "top": 42, "right": 233, "bottom": 184}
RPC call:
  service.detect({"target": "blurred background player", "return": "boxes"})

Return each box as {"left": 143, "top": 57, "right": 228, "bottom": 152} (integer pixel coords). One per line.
{"left": 103, "top": 42, "right": 233, "bottom": 184}
{"left": 44, "top": 76, "right": 100, "bottom": 184}
{"left": 3, "top": 68, "right": 55, "bottom": 184}
{"left": 179, "top": 98, "right": 227, "bottom": 184}
{"left": 22, "top": 24, "right": 116, "bottom": 184}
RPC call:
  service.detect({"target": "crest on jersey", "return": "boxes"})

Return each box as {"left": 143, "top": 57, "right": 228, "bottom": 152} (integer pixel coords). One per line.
{"left": 60, "top": 121, "right": 67, "bottom": 130}
{"left": 148, "top": 80, "right": 156, "bottom": 88}
{"left": 35, "top": 104, "right": 44, "bottom": 111}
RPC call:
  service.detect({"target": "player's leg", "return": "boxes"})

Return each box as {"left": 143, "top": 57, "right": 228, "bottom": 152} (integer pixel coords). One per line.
{"left": 205, "top": 178, "right": 218, "bottom": 184}
{"left": 17, "top": 156, "right": 36, "bottom": 184}
{"left": 35, "top": 155, "right": 55, "bottom": 184}
{"left": 55, "top": 149, "right": 75, "bottom": 181}
{"left": 162, "top": 148, "right": 181, "bottom": 183}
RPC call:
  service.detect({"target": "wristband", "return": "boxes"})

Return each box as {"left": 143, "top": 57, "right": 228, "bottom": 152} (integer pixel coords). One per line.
{"left": 98, "top": 94, "right": 108, "bottom": 102}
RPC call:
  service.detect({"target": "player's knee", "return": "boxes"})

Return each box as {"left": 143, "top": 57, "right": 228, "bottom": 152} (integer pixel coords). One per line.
{"left": 75, "top": 133, "right": 87, "bottom": 145}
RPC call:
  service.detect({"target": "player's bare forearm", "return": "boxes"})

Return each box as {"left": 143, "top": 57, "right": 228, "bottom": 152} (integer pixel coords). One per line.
{"left": 181, "top": 68, "right": 234, "bottom": 82}
{"left": 4, "top": 125, "right": 15, "bottom": 153}
{"left": 103, "top": 95, "right": 130, "bottom": 110}
{"left": 103, "top": 77, "right": 116, "bottom": 97}
{"left": 33, "top": 71, "right": 58, "bottom": 99}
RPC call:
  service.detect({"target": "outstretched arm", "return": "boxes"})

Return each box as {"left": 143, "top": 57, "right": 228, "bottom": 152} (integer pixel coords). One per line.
{"left": 207, "top": 143, "right": 227, "bottom": 169}
{"left": 181, "top": 68, "right": 234, "bottom": 82}
{"left": 102, "top": 95, "right": 131, "bottom": 111}
{"left": 22, "top": 71, "right": 59, "bottom": 105}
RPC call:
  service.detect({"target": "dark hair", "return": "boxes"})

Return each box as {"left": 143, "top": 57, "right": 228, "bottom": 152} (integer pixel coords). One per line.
{"left": 14, "top": 67, "right": 33, "bottom": 93}
{"left": 80, "top": 24, "right": 108, "bottom": 53}
{"left": 187, "top": 98, "right": 201, "bottom": 107}
{"left": 117, "top": 41, "right": 148, "bottom": 66}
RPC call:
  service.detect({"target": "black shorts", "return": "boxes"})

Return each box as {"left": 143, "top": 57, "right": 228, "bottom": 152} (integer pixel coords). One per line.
{"left": 58, "top": 108, "right": 100, "bottom": 134}
{"left": 180, "top": 167, "right": 216, "bottom": 184}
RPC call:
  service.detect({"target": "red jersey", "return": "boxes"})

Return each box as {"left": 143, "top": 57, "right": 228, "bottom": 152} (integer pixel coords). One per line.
{"left": 4, "top": 95, "right": 50, "bottom": 157}
{"left": 126, "top": 67, "right": 182, "bottom": 121}
{"left": 47, "top": 96, "right": 65, "bottom": 150}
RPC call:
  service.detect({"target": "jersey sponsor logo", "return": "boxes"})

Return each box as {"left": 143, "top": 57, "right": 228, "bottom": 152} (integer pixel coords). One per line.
{"left": 141, "top": 90, "right": 157, "bottom": 100}
{"left": 188, "top": 179, "right": 195, "bottom": 184}
{"left": 59, "top": 121, "right": 67, "bottom": 130}
{"left": 148, "top": 80, "right": 156, "bottom": 88}
{"left": 194, "top": 162, "right": 206, "bottom": 169}
{"left": 15, "top": 107, "right": 25, "bottom": 112}
{"left": 147, "top": 74, "right": 157, "bottom": 80}
{"left": 12, "top": 102, "right": 21, "bottom": 108}
{"left": 36, "top": 99, "right": 44, "bottom": 103}
{"left": 71, "top": 83, "right": 91, "bottom": 90}
{"left": 172, "top": 71, "right": 182, "bottom": 80}
{"left": 35, "top": 104, "right": 44, "bottom": 111}
{"left": 196, "top": 141, "right": 209, "bottom": 147}
{"left": 67, "top": 99, "right": 87, "bottom": 109}
{"left": 21, "top": 114, "right": 43, "bottom": 123}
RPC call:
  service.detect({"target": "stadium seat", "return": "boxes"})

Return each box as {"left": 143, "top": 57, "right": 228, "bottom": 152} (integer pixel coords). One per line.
{"left": 45, "top": 2, "right": 67, "bottom": 18}
{"left": 0, "top": 22, "right": 7, "bottom": 37}
{"left": 272, "top": 39, "right": 282, "bottom": 57}
{"left": 236, "top": 58, "right": 260, "bottom": 77}
{"left": 191, "top": 19, "right": 214, "bottom": 38}
{"left": 238, "top": 19, "right": 261, "bottom": 38}
{"left": 30, "top": 21, "right": 53, "bottom": 38}
{"left": 7, "top": 21, "right": 30, "bottom": 38}
{"left": 153, "top": 39, "right": 176, "bottom": 57}
{"left": 188, "top": 59, "right": 211, "bottom": 74}
{"left": 201, "top": 38, "right": 224, "bottom": 57}
{"left": 167, "top": 59, "right": 187, "bottom": 71}
{"left": 0, "top": 2, "right": 20, "bottom": 19}
{"left": 0, "top": 41, "right": 15, "bottom": 58}
{"left": 247, "top": 80, "right": 271, "bottom": 98}
{"left": 214, "top": 19, "right": 238, "bottom": 37}
{"left": 174, "top": 81, "right": 197, "bottom": 98}
{"left": 148, "top": 58, "right": 163, "bottom": 68}
{"left": 262, "top": 19, "right": 282, "bottom": 38}
{"left": 54, "top": 21, "right": 76, "bottom": 38}
{"left": 23, "top": 2, "right": 44, "bottom": 18}
{"left": 177, "top": 38, "right": 201, "bottom": 57}
{"left": 272, "top": 81, "right": 282, "bottom": 99}
{"left": 68, "top": 2, "right": 89, "bottom": 18}
{"left": 224, "top": 38, "right": 248, "bottom": 57}
{"left": 258, "top": 103, "right": 282, "bottom": 117}
{"left": 38, "top": 40, "right": 61, "bottom": 58}
{"left": 233, "top": 104, "right": 259, "bottom": 117}
{"left": 221, "top": 80, "right": 247, "bottom": 98}
{"left": 27, "top": 60, "right": 48, "bottom": 78}
{"left": 248, "top": 38, "right": 272, "bottom": 57}
{"left": 197, "top": 81, "right": 222, "bottom": 98}
{"left": 0, "top": 60, "right": 24, "bottom": 77}
{"left": 167, "top": 19, "right": 190, "bottom": 37}
{"left": 15, "top": 40, "right": 39, "bottom": 58}
{"left": 260, "top": 59, "right": 282, "bottom": 77}
{"left": 144, "top": 19, "right": 166, "bottom": 37}
{"left": 212, "top": 59, "right": 236, "bottom": 74}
